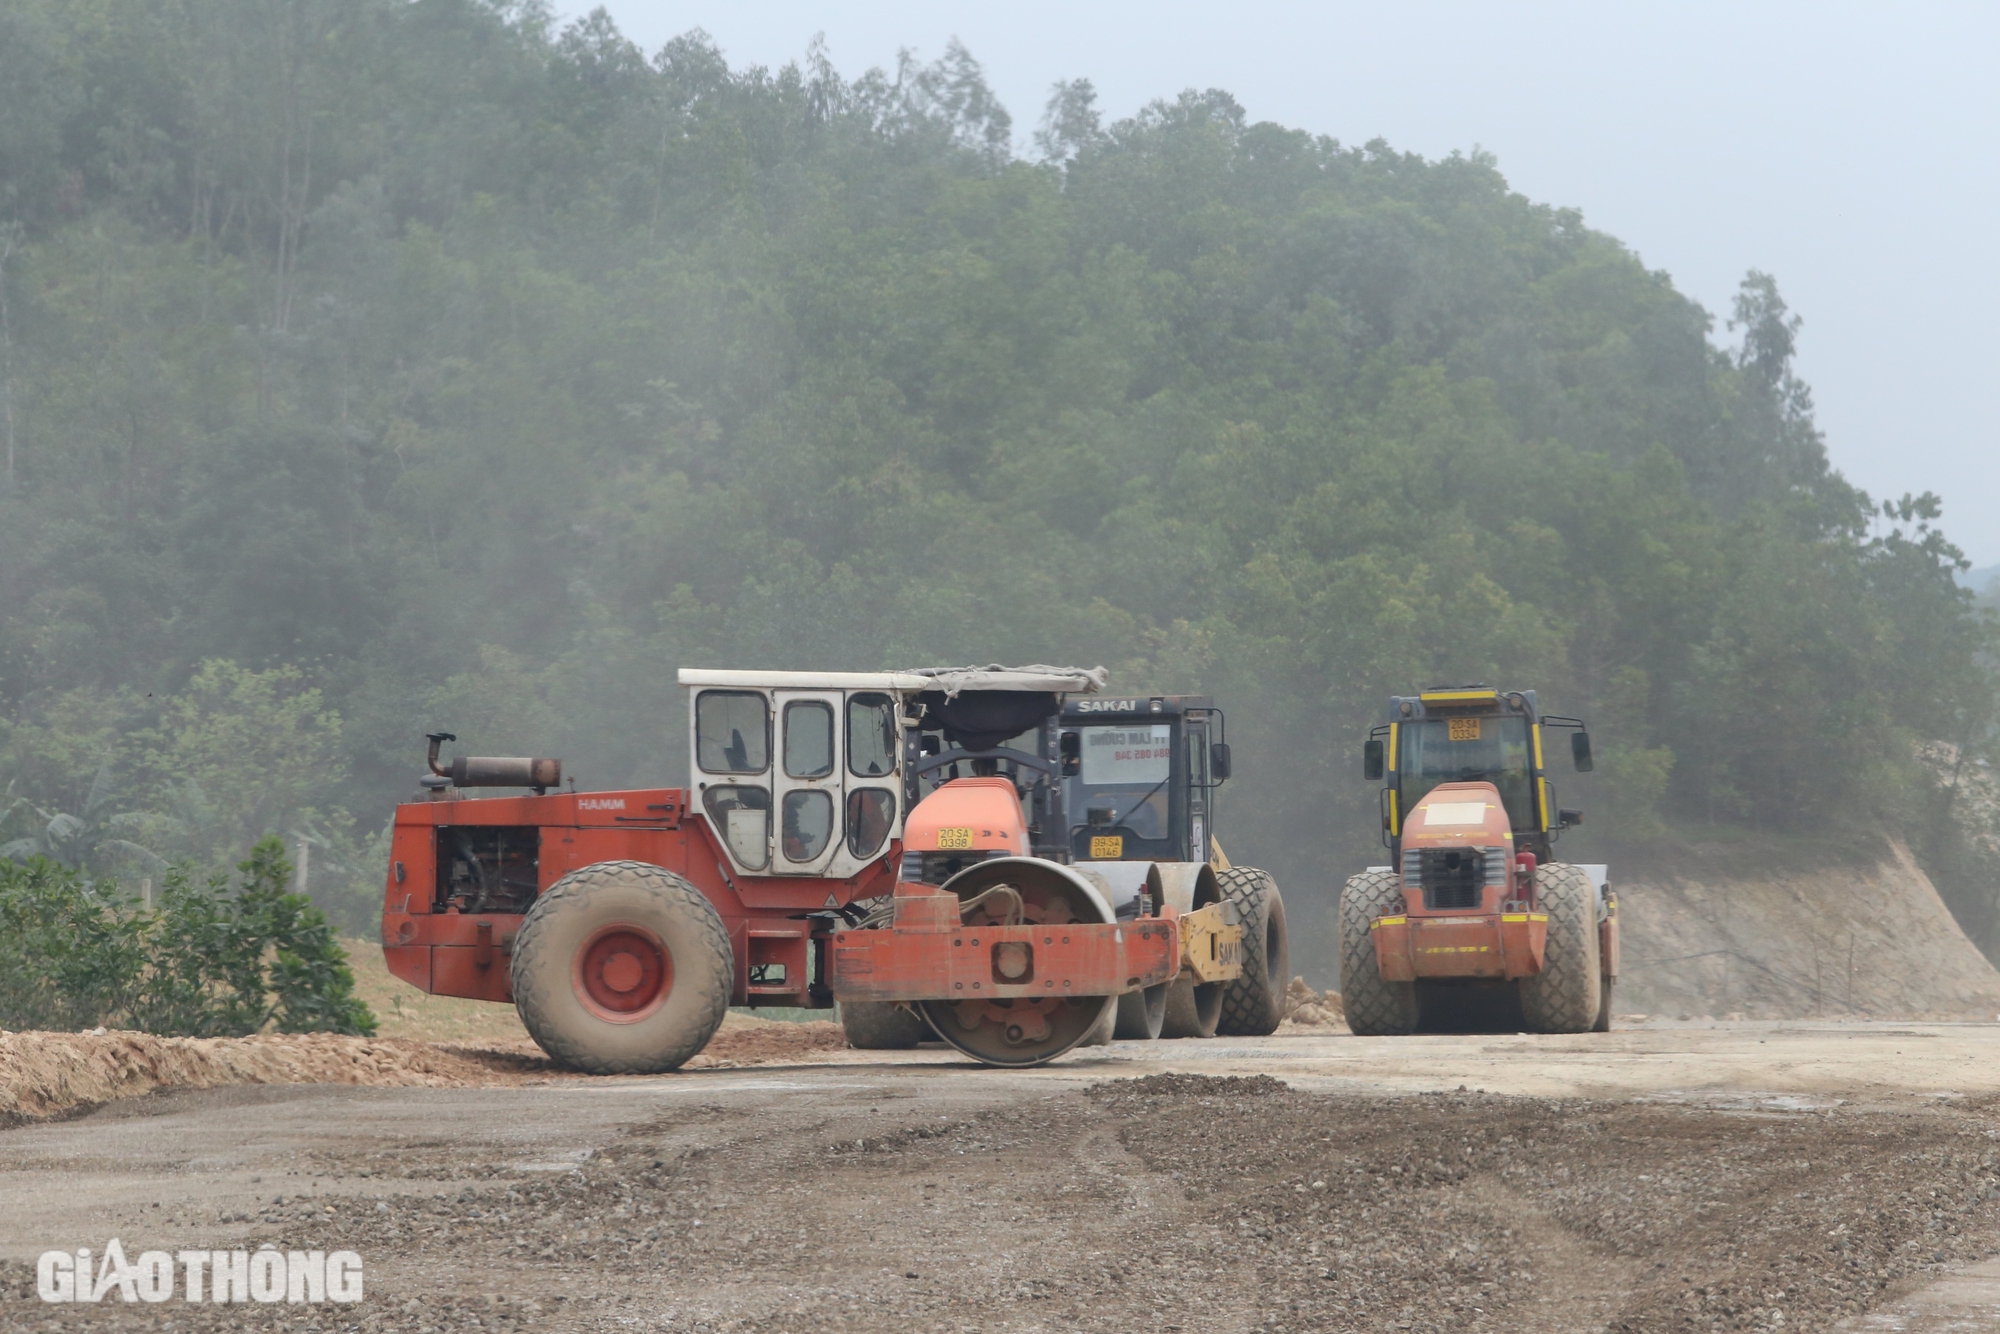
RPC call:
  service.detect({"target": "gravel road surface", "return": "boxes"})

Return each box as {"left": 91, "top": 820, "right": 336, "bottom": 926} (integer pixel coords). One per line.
{"left": 5, "top": 1021, "right": 2000, "bottom": 1333}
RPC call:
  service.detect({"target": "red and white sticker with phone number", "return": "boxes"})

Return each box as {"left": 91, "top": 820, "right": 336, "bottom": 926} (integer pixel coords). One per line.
{"left": 1080, "top": 725, "right": 1172, "bottom": 785}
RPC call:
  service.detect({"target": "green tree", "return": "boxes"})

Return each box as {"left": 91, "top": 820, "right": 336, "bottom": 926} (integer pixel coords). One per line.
{"left": 0, "top": 763, "right": 165, "bottom": 875}
{"left": 0, "top": 3, "right": 1988, "bottom": 976}
{"left": 136, "top": 660, "right": 346, "bottom": 864}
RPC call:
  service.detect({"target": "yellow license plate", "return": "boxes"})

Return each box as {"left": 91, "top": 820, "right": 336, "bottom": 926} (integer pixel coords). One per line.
{"left": 936, "top": 826, "right": 974, "bottom": 850}
{"left": 1448, "top": 717, "right": 1483, "bottom": 741}
{"left": 1089, "top": 835, "right": 1124, "bottom": 859}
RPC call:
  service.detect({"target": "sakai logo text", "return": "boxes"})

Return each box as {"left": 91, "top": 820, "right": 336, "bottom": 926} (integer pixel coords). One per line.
{"left": 37, "top": 1242, "right": 363, "bottom": 1304}
{"left": 1072, "top": 699, "right": 1142, "bottom": 713}
{"left": 577, "top": 797, "right": 627, "bottom": 811}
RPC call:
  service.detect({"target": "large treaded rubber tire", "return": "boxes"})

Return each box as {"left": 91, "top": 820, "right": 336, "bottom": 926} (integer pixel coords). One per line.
{"left": 840, "top": 1001, "right": 929, "bottom": 1050}
{"left": 1216, "top": 867, "right": 1290, "bottom": 1036}
{"left": 1339, "top": 868, "right": 1418, "bottom": 1036}
{"left": 1519, "top": 862, "right": 1603, "bottom": 1034}
{"left": 511, "top": 861, "right": 733, "bottom": 1074}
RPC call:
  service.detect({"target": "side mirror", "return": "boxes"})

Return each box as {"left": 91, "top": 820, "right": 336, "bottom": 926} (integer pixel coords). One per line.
{"left": 1559, "top": 808, "right": 1584, "bottom": 829}
{"left": 1209, "top": 742, "right": 1233, "bottom": 782}
{"left": 1059, "top": 731, "right": 1081, "bottom": 777}
{"left": 1363, "top": 738, "right": 1385, "bottom": 781}
{"left": 1570, "top": 730, "right": 1594, "bottom": 772}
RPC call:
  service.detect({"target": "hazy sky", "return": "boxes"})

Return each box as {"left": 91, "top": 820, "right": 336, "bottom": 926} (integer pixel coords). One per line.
{"left": 577, "top": 2, "right": 2000, "bottom": 568}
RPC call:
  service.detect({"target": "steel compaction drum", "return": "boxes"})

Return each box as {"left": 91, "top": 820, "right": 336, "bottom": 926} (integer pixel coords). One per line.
{"left": 916, "top": 857, "right": 1120, "bottom": 1067}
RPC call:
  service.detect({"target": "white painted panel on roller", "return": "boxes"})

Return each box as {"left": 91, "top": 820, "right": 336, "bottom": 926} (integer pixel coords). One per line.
{"left": 1423, "top": 802, "right": 1489, "bottom": 826}
{"left": 1080, "top": 725, "right": 1171, "bottom": 785}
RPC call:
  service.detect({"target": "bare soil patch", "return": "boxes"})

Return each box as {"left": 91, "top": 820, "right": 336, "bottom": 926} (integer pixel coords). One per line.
{"left": 0, "top": 1030, "right": 547, "bottom": 1123}
{"left": 0, "top": 1013, "right": 848, "bottom": 1122}
{"left": 1614, "top": 836, "right": 2000, "bottom": 1021}
{"left": 5, "top": 1052, "right": 2000, "bottom": 1331}
{"left": 1279, "top": 975, "right": 1345, "bottom": 1029}
{"left": 685, "top": 1014, "right": 846, "bottom": 1068}
{"left": 342, "top": 936, "right": 539, "bottom": 1047}
{"left": 0, "top": 929, "right": 861, "bottom": 1122}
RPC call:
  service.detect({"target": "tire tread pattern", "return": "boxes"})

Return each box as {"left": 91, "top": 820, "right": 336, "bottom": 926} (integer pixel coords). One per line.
{"left": 1518, "top": 862, "right": 1602, "bottom": 1034}
{"left": 511, "top": 860, "right": 732, "bottom": 1074}
{"left": 1339, "top": 869, "right": 1418, "bottom": 1035}
{"left": 1215, "top": 866, "right": 1289, "bottom": 1036}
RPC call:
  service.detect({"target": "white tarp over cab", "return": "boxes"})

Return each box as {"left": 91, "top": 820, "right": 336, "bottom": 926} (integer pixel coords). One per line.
{"left": 898, "top": 664, "right": 1107, "bottom": 697}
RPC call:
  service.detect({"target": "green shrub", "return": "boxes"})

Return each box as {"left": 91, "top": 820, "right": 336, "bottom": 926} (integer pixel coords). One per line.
{"left": 0, "top": 838, "right": 375, "bottom": 1037}
{"left": 0, "top": 863, "right": 148, "bottom": 1031}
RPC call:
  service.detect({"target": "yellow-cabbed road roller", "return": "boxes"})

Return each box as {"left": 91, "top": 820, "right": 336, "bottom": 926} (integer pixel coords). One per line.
{"left": 1340, "top": 686, "right": 1618, "bottom": 1035}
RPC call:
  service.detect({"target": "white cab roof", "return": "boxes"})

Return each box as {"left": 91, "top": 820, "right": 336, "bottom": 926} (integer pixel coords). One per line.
{"left": 678, "top": 669, "right": 936, "bottom": 691}
{"left": 677, "top": 665, "right": 1107, "bottom": 695}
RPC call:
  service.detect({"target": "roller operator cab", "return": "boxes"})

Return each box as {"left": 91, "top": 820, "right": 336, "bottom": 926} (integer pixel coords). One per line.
{"left": 899, "top": 691, "right": 1232, "bottom": 871}
{"left": 688, "top": 674, "right": 907, "bottom": 881}
{"left": 1341, "top": 686, "right": 1620, "bottom": 1036}
{"left": 1060, "top": 695, "right": 1232, "bottom": 866}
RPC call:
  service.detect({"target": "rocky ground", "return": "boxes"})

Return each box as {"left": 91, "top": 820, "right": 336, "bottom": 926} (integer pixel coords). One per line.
{"left": 7, "top": 1024, "right": 2000, "bottom": 1332}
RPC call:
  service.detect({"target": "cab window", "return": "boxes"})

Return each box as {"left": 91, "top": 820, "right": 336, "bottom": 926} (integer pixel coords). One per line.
{"left": 1186, "top": 730, "right": 1209, "bottom": 788}
{"left": 701, "top": 786, "right": 770, "bottom": 869}
{"left": 847, "top": 692, "right": 898, "bottom": 777}
{"left": 783, "top": 700, "right": 835, "bottom": 779}
{"left": 1064, "top": 722, "right": 1176, "bottom": 859}
{"left": 846, "top": 788, "right": 895, "bottom": 859}
{"left": 696, "top": 691, "right": 769, "bottom": 774}
{"left": 781, "top": 789, "right": 834, "bottom": 862}
{"left": 1398, "top": 714, "right": 1535, "bottom": 828}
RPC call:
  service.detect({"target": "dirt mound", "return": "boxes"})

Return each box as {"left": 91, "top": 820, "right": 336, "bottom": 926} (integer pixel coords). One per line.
{"left": 1088, "top": 1072, "right": 1289, "bottom": 1100}
{"left": 685, "top": 1013, "right": 847, "bottom": 1068}
{"left": 0, "top": 1029, "right": 550, "bottom": 1123}
{"left": 1615, "top": 834, "right": 2000, "bottom": 1019}
{"left": 0, "top": 1014, "right": 853, "bottom": 1123}
{"left": 1278, "top": 975, "right": 1344, "bottom": 1027}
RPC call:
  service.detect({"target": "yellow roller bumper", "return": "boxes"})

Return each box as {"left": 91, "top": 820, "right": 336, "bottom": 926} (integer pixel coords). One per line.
{"left": 1178, "top": 901, "right": 1244, "bottom": 983}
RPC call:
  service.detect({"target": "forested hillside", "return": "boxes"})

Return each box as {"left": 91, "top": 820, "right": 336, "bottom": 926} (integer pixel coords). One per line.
{"left": 0, "top": 0, "right": 1993, "bottom": 959}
